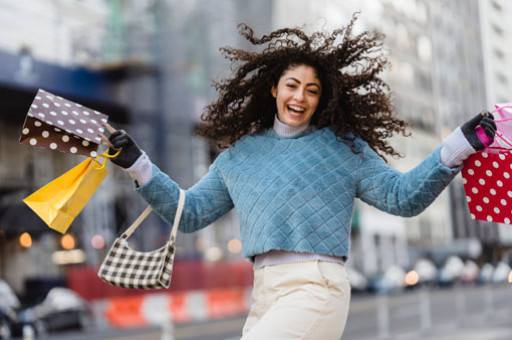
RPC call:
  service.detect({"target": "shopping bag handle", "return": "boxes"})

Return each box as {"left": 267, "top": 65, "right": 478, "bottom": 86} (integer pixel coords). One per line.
{"left": 121, "top": 189, "right": 185, "bottom": 242}
{"left": 93, "top": 122, "right": 124, "bottom": 169}
{"left": 477, "top": 105, "right": 512, "bottom": 153}
{"left": 491, "top": 105, "right": 512, "bottom": 122}
{"left": 93, "top": 149, "right": 122, "bottom": 170}
{"left": 97, "top": 122, "right": 127, "bottom": 156}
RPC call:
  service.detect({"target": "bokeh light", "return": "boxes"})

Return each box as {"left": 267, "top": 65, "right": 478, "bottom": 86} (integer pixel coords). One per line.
{"left": 19, "top": 232, "right": 32, "bottom": 248}
{"left": 91, "top": 234, "right": 105, "bottom": 249}
{"left": 61, "top": 234, "right": 75, "bottom": 250}
{"left": 405, "top": 270, "right": 419, "bottom": 286}
{"left": 227, "top": 238, "right": 242, "bottom": 253}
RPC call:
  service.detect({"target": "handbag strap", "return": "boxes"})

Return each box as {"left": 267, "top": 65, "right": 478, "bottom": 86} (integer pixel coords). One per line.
{"left": 169, "top": 189, "right": 186, "bottom": 242}
{"left": 121, "top": 189, "right": 185, "bottom": 240}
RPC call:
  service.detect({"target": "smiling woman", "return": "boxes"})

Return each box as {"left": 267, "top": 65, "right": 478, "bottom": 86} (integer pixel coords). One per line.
{"left": 102, "top": 12, "right": 495, "bottom": 340}
{"left": 271, "top": 65, "right": 321, "bottom": 127}
{"left": 195, "top": 14, "right": 408, "bottom": 158}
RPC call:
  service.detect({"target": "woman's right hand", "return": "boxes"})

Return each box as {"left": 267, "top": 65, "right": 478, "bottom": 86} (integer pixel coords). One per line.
{"left": 108, "top": 130, "right": 143, "bottom": 169}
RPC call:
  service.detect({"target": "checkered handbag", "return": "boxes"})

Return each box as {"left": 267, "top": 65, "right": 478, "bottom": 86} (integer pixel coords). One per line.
{"left": 97, "top": 189, "right": 185, "bottom": 289}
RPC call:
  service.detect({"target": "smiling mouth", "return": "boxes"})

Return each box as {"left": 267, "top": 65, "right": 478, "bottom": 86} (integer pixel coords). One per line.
{"left": 287, "top": 105, "right": 306, "bottom": 114}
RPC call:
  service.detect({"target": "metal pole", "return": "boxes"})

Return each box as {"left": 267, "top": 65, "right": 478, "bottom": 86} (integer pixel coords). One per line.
{"left": 161, "top": 321, "right": 175, "bottom": 340}
{"left": 484, "top": 283, "right": 494, "bottom": 318}
{"left": 22, "top": 324, "right": 35, "bottom": 340}
{"left": 420, "top": 285, "right": 432, "bottom": 334}
{"left": 377, "top": 293, "right": 391, "bottom": 340}
{"left": 455, "top": 284, "right": 466, "bottom": 326}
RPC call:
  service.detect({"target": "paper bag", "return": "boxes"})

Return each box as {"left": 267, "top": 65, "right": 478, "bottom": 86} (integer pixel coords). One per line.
{"left": 462, "top": 151, "right": 512, "bottom": 225}
{"left": 489, "top": 104, "right": 512, "bottom": 149}
{"left": 19, "top": 89, "right": 109, "bottom": 157}
{"left": 23, "top": 156, "right": 109, "bottom": 233}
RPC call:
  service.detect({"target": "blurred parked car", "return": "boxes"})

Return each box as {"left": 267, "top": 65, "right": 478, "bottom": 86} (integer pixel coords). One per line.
{"left": 0, "top": 280, "right": 20, "bottom": 339}
{"left": 369, "top": 265, "right": 406, "bottom": 294}
{"left": 437, "top": 255, "right": 464, "bottom": 286}
{"left": 405, "top": 258, "right": 438, "bottom": 288}
{"left": 492, "top": 261, "right": 511, "bottom": 283}
{"left": 17, "top": 287, "right": 91, "bottom": 336}
{"left": 347, "top": 266, "right": 368, "bottom": 293}
{"left": 478, "top": 263, "right": 494, "bottom": 284}
{"left": 460, "top": 260, "right": 479, "bottom": 284}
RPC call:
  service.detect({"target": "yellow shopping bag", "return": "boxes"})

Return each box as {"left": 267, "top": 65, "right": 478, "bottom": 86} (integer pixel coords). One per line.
{"left": 23, "top": 151, "right": 115, "bottom": 233}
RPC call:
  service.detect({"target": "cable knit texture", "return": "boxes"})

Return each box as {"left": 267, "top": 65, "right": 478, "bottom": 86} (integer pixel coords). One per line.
{"left": 136, "top": 127, "right": 460, "bottom": 260}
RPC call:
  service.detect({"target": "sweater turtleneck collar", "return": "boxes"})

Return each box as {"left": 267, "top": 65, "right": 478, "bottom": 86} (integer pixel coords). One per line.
{"left": 273, "top": 115, "right": 311, "bottom": 137}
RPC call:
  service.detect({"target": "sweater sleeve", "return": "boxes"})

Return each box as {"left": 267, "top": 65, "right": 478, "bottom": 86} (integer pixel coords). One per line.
{"left": 135, "top": 164, "right": 234, "bottom": 233}
{"left": 355, "top": 145, "right": 461, "bottom": 217}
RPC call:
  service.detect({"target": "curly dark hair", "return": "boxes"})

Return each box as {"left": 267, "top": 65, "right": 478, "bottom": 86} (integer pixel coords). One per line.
{"left": 196, "top": 14, "right": 408, "bottom": 159}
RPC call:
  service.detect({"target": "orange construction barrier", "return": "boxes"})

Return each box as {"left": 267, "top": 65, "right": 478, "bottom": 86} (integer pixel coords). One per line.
{"left": 168, "top": 292, "right": 191, "bottom": 323}
{"left": 105, "top": 295, "right": 147, "bottom": 328}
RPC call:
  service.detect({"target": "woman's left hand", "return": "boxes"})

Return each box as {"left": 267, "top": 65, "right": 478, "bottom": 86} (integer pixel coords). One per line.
{"left": 461, "top": 111, "right": 496, "bottom": 151}
{"left": 441, "top": 110, "right": 497, "bottom": 168}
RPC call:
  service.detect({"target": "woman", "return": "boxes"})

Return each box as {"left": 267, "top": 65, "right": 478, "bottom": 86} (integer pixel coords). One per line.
{"left": 107, "top": 16, "right": 495, "bottom": 340}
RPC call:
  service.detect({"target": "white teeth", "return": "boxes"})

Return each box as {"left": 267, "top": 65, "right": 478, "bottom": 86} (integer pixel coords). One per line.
{"left": 288, "top": 105, "right": 305, "bottom": 113}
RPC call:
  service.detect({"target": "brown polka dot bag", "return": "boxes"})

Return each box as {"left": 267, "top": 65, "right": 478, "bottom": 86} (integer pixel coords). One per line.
{"left": 19, "top": 89, "right": 109, "bottom": 157}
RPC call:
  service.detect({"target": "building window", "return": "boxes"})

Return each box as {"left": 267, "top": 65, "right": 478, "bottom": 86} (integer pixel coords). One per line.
{"left": 491, "top": 1, "right": 502, "bottom": 11}
{"left": 494, "top": 48, "right": 505, "bottom": 60}
{"left": 417, "top": 35, "right": 431, "bottom": 62}
{"left": 492, "top": 24, "right": 504, "bottom": 36}
{"left": 496, "top": 73, "right": 508, "bottom": 85}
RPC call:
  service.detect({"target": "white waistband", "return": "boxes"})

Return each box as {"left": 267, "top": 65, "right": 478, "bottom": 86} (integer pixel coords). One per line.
{"left": 253, "top": 250, "right": 346, "bottom": 269}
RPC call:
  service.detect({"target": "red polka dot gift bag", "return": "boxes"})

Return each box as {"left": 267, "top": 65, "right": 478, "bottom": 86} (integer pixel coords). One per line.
{"left": 462, "top": 151, "right": 512, "bottom": 224}
{"left": 19, "top": 89, "right": 109, "bottom": 157}
{"left": 462, "top": 104, "right": 512, "bottom": 224}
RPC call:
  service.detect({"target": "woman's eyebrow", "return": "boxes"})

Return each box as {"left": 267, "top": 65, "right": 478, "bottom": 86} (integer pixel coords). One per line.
{"left": 285, "top": 77, "right": 321, "bottom": 87}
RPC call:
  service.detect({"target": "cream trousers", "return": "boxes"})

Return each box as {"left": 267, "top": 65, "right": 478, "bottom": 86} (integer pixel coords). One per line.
{"left": 241, "top": 261, "right": 351, "bottom": 340}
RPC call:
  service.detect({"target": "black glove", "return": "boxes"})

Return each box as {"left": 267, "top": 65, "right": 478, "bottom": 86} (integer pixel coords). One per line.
{"left": 108, "top": 130, "right": 142, "bottom": 168}
{"left": 461, "top": 111, "right": 496, "bottom": 151}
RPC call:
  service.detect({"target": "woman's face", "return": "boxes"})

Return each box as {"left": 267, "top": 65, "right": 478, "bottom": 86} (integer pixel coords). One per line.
{"left": 271, "top": 64, "right": 322, "bottom": 127}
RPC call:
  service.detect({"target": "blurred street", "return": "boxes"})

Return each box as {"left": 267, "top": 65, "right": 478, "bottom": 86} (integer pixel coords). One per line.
{"left": 1, "top": 1, "right": 512, "bottom": 340}
{"left": 13, "top": 283, "right": 511, "bottom": 340}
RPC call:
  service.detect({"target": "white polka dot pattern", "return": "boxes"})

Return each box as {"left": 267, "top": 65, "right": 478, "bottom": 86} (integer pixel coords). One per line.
{"left": 462, "top": 151, "right": 512, "bottom": 225}
{"left": 19, "top": 89, "right": 109, "bottom": 157}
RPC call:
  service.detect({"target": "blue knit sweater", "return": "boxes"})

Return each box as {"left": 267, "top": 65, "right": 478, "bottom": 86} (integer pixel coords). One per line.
{"left": 136, "top": 127, "right": 460, "bottom": 260}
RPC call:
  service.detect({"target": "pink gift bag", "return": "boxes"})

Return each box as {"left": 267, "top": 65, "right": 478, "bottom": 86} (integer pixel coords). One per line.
{"left": 486, "top": 103, "right": 512, "bottom": 149}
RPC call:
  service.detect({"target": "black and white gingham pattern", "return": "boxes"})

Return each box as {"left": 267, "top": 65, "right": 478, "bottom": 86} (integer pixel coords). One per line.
{"left": 98, "top": 189, "right": 184, "bottom": 290}
{"left": 98, "top": 238, "right": 176, "bottom": 289}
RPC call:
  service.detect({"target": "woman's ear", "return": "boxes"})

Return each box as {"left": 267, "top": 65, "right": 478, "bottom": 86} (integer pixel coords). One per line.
{"left": 271, "top": 85, "right": 277, "bottom": 98}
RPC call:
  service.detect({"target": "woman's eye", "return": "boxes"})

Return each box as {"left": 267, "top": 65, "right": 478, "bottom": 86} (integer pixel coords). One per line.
{"left": 286, "top": 84, "right": 296, "bottom": 89}
{"left": 308, "top": 90, "right": 318, "bottom": 95}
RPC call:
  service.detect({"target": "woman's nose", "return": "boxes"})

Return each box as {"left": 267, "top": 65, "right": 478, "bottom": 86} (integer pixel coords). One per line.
{"left": 294, "top": 89, "right": 305, "bottom": 101}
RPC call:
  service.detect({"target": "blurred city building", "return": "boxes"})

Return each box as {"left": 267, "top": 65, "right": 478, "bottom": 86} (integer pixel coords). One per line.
{"left": 479, "top": 0, "right": 512, "bottom": 256}
{"left": 371, "top": 0, "right": 444, "bottom": 276}
{"left": 430, "top": 0, "right": 496, "bottom": 264}
{"left": 0, "top": 0, "right": 511, "bottom": 300}
{"left": 0, "top": 0, "right": 130, "bottom": 294}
